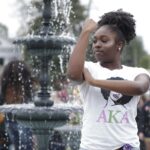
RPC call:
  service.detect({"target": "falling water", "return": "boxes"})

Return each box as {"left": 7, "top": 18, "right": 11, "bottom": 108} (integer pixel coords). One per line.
{"left": 0, "top": 0, "right": 83, "bottom": 149}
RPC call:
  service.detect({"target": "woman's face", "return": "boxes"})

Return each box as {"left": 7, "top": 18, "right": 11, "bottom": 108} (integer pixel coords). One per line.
{"left": 5, "top": 85, "right": 23, "bottom": 104}
{"left": 92, "top": 25, "right": 120, "bottom": 63}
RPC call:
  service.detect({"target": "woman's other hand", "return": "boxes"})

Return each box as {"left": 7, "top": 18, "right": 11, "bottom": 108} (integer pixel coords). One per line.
{"left": 83, "top": 68, "right": 95, "bottom": 85}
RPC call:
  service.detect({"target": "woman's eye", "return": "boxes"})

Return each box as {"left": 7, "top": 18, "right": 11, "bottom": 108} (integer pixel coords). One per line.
{"left": 101, "top": 38, "right": 108, "bottom": 43}
{"left": 101, "top": 36, "right": 108, "bottom": 43}
{"left": 102, "top": 40, "right": 107, "bottom": 43}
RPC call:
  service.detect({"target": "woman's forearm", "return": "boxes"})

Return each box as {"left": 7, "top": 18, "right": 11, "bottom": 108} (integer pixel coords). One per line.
{"left": 67, "top": 31, "right": 90, "bottom": 81}
{"left": 83, "top": 68, "right": 150, "bottom": 96}
{"left": 91, "top": 79, "right": 148, "bottom": 96}
{"left": 67, "top": 19, "right": 97, "bottom": 81}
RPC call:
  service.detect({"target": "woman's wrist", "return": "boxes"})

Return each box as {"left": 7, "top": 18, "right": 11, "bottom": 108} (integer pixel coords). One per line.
{"left": 89, "top": 78, "right": 97, "bottom": 86}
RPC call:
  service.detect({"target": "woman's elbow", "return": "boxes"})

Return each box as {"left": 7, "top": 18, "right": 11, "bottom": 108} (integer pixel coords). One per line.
{"left": 135, "top": 83, "right": 149, "bottom": 95}
{"left": 67, "top": 71, "right": 83, "bottom": 82}
{"left": 134, "top": 74, "right": 150, "bottom": 95}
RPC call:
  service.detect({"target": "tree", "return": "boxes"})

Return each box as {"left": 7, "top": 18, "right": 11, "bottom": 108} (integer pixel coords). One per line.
{"left": 121, "top": 36, "right": 148, "bottom": 67}
{"left": 14, "top": 0, "right": 32, "bottom": 36}
{"left": 70, "top": 0, "right": 88, "bottom": 36}
{"left": 0, "top": 23, "right": 8, "bottom": 38}
{"left": 139, "top": 55, "right": 150, "bottom": 69}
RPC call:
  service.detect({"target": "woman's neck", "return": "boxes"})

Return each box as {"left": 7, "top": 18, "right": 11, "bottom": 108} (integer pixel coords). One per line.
{"left": 100, "top": 61, "right": 122, "bottom": 70}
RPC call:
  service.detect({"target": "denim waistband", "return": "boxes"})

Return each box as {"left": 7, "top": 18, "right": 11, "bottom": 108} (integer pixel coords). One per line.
{"left": 79, "top": 146, "right": 140, "bottom": 150}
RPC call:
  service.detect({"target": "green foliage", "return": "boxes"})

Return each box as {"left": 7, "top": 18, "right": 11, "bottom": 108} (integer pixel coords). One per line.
{"left": 121, "top": 36, "right": 148, "bottom": 67}
{"left": 86, "top": 36, "right": 96, "bottom": 62}
{"left": 70, "top": 0, "right": 88, "bottom": 36}
{"left": 139, "top": 55, "right": 150, "bottom": 69}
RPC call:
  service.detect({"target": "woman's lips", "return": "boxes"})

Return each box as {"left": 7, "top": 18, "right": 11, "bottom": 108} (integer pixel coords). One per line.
{"left": 95, "top": 50, "right": 104, "bottom": 55}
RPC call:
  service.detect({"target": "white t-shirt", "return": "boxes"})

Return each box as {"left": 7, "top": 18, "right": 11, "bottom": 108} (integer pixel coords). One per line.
{"left": 79, "top": 61, "right": 150, "bottom": 150}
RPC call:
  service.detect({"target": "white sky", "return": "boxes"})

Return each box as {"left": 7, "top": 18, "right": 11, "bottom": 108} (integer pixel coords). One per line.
{"left": 0, "top": 1, "right": 20, "bottom": 37}
{"left": 0, "top": 0, "right": 150, "bottom": 54}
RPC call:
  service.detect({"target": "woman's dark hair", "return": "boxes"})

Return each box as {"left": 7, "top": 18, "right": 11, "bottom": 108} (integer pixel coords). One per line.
{"left": 98, "top": 9, "right": 136, "bottom": 44}
{"left": 0, "top": 60, "right": 34, "bottom": 104}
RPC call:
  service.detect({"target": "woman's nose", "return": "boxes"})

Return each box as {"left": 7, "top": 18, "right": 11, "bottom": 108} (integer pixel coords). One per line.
{"left": 94, "top": 41, "right": 102, "bottom": 48}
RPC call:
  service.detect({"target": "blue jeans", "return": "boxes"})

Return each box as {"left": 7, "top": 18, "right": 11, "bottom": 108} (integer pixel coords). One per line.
{"left": 6, "top": 120, "right": 33, "bottom": 150}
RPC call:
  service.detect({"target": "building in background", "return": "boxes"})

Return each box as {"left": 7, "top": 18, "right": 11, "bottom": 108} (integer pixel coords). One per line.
{"left": 0, "top": 23, "right": 22, "bottom": 74}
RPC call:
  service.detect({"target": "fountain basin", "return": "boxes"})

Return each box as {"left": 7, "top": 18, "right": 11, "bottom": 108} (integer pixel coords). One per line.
{"left": 13, "top": 35, "right": 75, "bottom": 50}
{"left": 0, "top": 103, "right": 82, "bottom": 127}
{"left": 0, "top": 103, "right": 83, "bottom": 149}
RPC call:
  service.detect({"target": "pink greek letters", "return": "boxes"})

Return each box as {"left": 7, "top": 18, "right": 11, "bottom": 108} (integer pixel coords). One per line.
{"left": 97, "top": 109, "right": 129, "bottom": 124}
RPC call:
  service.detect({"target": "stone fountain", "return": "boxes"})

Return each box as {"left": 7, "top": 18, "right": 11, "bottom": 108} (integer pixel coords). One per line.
{"left": 0, "top": 0, "right": 82, "bottom": 149}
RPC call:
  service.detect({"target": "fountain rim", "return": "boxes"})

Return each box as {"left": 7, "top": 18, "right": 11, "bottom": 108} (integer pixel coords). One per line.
{"left": 0, "top": 103, "right": 83, "bottom": 121}
{"left": 13, "top": 35, "right": 76, "bottom": 44}
{"left": 13, "top": 34, "right": 76, "bottom": 50}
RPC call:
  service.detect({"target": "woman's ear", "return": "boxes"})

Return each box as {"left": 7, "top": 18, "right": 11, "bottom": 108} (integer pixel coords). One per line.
{"left": 117, "top": 41, "right": 124, "bottom": 51}
{"left": 118, "top": 47, "right": 121, "bottom": 51}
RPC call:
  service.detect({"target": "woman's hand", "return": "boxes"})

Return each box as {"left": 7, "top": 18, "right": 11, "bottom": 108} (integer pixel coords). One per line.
{"left": 67, "top": 18, "right": 97, "bottom": 82}
{"left": 82, "top": 18, "right": 97, "bottom": 33}
{"left": 83, "top": 68, "right": 95, "bottom": 85}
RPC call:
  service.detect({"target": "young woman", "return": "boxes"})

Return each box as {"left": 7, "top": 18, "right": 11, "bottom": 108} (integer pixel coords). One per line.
{"left": 0, "top": 60, "right": 36, "bottom": 150}
{"left": 67, "top": 10, "right": 150, "bottom": 150}
{"left": 1, "top": 60, "right": 34, "bottom": 104}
